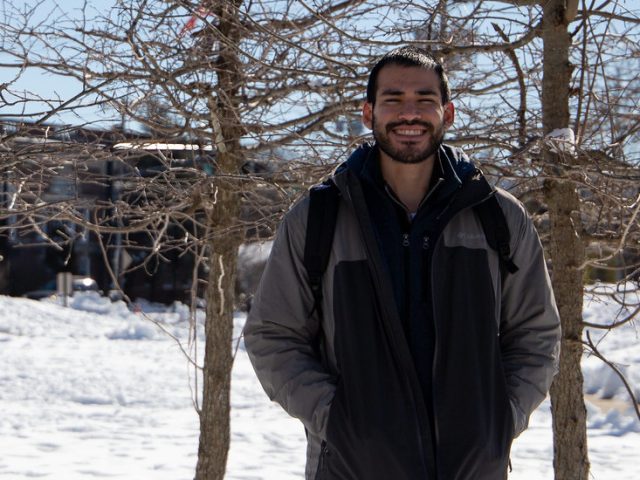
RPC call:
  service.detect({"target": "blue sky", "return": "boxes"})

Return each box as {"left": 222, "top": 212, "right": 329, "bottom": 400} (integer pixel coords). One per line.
{"left": 1, "top": 0, "right": 120, "bottom": 126}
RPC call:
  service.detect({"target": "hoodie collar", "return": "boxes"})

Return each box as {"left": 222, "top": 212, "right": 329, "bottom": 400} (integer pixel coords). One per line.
{"left": 343, "top": 142, "right": 475, "bottom": 196}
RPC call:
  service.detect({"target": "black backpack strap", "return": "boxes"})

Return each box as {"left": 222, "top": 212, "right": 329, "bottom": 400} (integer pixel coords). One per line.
{"left": 303, "top": 180, "right": 341, "bottom": 318}
{"left": 474, "top": 193, "right": 519, "bottom": 275}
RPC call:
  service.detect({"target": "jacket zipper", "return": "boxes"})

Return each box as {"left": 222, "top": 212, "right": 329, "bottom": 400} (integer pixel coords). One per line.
{"left": 386, "top": 179, "right": 445, "bottom": 478}
{"left": 346, "top": 181, "right": 432, "bottom": 478}
{"left": 402, "top": 232, "right": 410, "bottom": 334}
{"left": 401, "top": 229, "right": 429, "bottom": 476}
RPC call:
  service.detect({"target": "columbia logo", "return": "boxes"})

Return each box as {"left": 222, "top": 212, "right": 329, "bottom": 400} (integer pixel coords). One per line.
{"left": 457, "top": 232, "right": 485, "bottom": 240}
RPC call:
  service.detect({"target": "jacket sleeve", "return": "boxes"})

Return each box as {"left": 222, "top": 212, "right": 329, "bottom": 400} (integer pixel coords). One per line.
{"left": 243, "top": 199, "right": 336, "bottom": 439}
{"left": 497, "top": 191, "right": 561, "bottom": 437}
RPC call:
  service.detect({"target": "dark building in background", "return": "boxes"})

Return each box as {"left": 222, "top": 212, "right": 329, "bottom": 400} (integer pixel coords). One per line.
{"left": 0, "top": 120, "right": 216, "bottom": 304}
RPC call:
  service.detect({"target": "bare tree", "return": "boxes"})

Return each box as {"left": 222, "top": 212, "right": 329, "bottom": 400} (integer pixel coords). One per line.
{"left": 537, "top": 2, "right": 591, "bottom": 478}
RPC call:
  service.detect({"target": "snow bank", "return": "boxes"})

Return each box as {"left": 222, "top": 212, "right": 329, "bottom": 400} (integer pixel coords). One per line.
{"left": 0, "top": 284, "right": 638, "bottom": 479}
{"left": 582, "top": 284, "right": 640, "bottom": 402}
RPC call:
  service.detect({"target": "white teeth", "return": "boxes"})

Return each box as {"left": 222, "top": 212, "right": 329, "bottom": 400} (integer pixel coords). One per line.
{"left": 396, "top": 129, "right": 423, "bottom": 136}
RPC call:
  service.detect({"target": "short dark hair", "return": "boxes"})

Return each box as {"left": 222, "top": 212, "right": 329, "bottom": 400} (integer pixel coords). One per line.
{"left": 366, "top": 46, "right": 451, "bottom": 105}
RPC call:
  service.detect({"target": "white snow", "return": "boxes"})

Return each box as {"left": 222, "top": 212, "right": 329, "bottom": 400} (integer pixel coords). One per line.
{"left": 0, "top": 285, "right": 638, "bottom": 479}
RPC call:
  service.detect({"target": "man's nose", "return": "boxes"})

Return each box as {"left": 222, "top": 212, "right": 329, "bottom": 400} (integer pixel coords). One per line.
{"left": 398, "top": 104, "right": 421, "bottom": 122}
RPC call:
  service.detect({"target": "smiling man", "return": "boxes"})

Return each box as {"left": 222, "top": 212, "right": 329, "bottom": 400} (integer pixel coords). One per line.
{"left": 245, "top": 46, "right": 561, "bottom": 479}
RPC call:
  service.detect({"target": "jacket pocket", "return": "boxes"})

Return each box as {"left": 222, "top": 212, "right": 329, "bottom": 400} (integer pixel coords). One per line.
{"left": 325, "top": 376, "right": 343, "bottom": 437}
{"left": 314, "top": 441, "right": 329, "bottom": 480}
{"left": 509, "top": 398, "right": 526, "bottom": 438}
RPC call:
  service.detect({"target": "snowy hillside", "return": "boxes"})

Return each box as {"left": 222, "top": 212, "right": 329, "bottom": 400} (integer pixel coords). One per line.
{"left": 0, "top": 286, "right": 638, "bottom": 479}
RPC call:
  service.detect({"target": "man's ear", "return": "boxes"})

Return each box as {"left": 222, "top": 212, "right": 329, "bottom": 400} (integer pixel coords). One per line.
{"left": 362, "top": 102, "right": 373, "bottom": 130}
{"left": 444, "top": 102, "right": 455, "bottom": 129}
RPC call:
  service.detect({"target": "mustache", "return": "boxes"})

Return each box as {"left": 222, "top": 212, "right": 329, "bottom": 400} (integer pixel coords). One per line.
{"left": 386, "top": 120, "right": 434, "bottom": 132}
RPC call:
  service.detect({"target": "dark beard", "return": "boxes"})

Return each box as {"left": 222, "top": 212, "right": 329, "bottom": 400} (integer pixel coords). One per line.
{"left": 373, "top": 118, "right": 445, "bottom": 164}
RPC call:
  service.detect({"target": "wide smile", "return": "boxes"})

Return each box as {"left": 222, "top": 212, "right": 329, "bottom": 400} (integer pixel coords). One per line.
{"left": 390, "top": 126, "right": 428, "bottom": 140}
{"left": 394, "top": 128, "right": 425, "bottom": 136}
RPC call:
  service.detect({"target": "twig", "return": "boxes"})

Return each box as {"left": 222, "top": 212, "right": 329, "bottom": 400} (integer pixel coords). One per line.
{"left": 584, "top": 331, "right": 640, "bottom": 422}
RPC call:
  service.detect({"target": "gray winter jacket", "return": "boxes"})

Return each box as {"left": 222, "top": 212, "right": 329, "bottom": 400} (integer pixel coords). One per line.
{"left": 244, "top": 145, "right": 561, "bottom": 480}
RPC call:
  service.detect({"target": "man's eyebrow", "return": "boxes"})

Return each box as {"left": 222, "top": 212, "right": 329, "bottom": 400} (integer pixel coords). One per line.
{"left": 379, "top": 88, "right": 404, "bottom": 96}
{"left": 416, "top": 88, "right": 439, "bottom": 96}
{"left": 379, "top": 88, "right": 440, "bottom": 96}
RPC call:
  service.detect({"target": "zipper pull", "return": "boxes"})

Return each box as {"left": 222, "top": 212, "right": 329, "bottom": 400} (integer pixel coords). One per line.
{"left": 402, "top": 233, "right": 410, "bottom": 247}
{"left": 423, "top": 235, "right": 430, "bottom": 250}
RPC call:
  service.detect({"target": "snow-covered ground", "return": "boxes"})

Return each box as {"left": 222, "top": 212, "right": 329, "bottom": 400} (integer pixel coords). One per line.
{"left": 0, "top": 284, "right": 638, "bottom": 479}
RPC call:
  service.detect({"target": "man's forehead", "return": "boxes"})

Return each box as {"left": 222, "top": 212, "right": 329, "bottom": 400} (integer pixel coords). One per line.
{"left": 376, "top": 65, "right": 441, "bottom": 94}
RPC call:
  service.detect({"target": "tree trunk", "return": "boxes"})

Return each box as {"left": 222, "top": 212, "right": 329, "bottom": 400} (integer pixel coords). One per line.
{"left": 195, "top": 1, "right": 244, "bottom": 479}
{"left": 541, "top": 1, "right": 590, "bottom": 479}
{"left": 196, "top": 211, "right": 241, "bottom": 480}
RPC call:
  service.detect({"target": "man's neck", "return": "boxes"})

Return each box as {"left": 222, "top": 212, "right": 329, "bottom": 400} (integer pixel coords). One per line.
{"left": 379, "top": 151, "right": 436, "bottom": 213}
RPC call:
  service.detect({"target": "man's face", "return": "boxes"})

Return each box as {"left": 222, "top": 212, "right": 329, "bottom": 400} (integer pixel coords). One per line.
{"left": 362, "top": 65, "right": 454, "bottom": 164}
